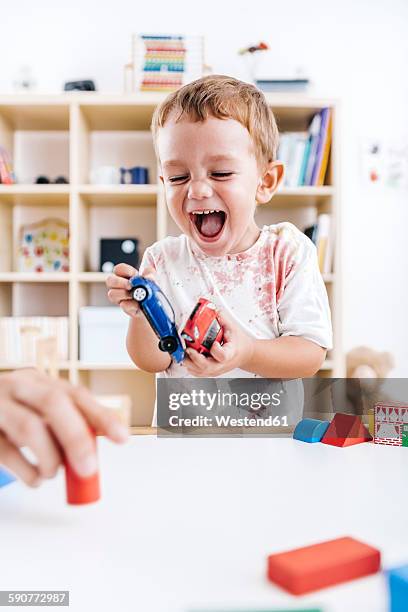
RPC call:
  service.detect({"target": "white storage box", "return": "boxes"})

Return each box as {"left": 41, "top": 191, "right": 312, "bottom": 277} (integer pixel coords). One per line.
{"left": 79, "top": 307, "right": 132, "bottom": 364}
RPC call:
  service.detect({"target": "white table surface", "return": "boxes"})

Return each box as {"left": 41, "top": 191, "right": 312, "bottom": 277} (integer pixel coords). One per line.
{"left": 1, "top": 436, "right": 407, "bottom": 612}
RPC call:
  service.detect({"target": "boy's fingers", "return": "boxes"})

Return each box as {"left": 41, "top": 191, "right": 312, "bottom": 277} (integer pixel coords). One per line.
{"left": 185, "top": 349, "right": 208, "bottom": 368}
{"left": 140, "top": 266, "right": 156, "bottom": 279}
{"left": 105, "top": 274, "right": 131, "bottom": 290}
{"left": 12, "top": 381, "right": 100, "bottom": 478}
{"left": 0, "top": 433, "right": 43, "bottom": 488}
{"left": 209, "top": 341, "right": 227, "bottom": 362}
{"left": 107, "top": 288, "right": 132, "bottom": 304}
{"left": 0, "top": 402, "right": 62, "bottom": 479}
{"left": 184, "top": 363, "right": 205, "bottom": 377}
{"left": 113, "top": 263, "right": 138, "bottom": 279}
{"left": 120, "top": 300, "right": 141, "bottom": 318}
{"left": 216, "top": 309, "right": 235, "bottom": 332}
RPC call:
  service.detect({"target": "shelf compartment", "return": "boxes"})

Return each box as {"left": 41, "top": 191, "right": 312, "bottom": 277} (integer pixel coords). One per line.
{"left": 11, "top": 283, "right": 69, "bottom": 317}
{"left": 77, "top": 272, "right": 108, "bottom": 283}
{"left": 267, "top": 96, "right": 337, "bottom": 131}
{"left": 75, "top": 362, "right": 139, "bottom": 370}
{"left": 78, "top": 102, "right": 156, "bottom": 131}
{"left": 0, "top": 102, "right": 70, "bottom": 130}
{"left": 78, "top": 185, "right": 157, "bottom": 206}
{"left": 76, "top": 194, "right": 156, "bottom": 273}
{"left": 0, "top": 185, "right": 70, "bottom": 206}
{"left": 0, "top": 361, "right": 71, "bottom": 371}
{"left": 77, "top": 369, "right": 155, "bottom": 426}
{"left": 0, "top": 273, "right": 70, "bottom": 283}
{"left": 264, "top": 186, "right": 334, "bottom": 208}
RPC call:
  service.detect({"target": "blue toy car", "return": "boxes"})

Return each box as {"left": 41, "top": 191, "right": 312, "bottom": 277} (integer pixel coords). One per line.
{"left": 129, "top": 275, "right": 185, "bottom": 363}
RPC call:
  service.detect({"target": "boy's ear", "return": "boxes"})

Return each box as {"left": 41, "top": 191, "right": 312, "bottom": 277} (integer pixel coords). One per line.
{"left": 256, "top": 161, "right": 284, "bottom": 204}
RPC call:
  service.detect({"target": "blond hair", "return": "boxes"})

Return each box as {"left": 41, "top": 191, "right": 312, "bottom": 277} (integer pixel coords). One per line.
{"left": 151, "top": 75, "right": 279, "bottom": 165}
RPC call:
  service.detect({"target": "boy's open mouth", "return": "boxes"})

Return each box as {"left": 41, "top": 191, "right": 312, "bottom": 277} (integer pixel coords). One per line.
{"left": 190, "top": 210, "right": 226, "bottom": 239}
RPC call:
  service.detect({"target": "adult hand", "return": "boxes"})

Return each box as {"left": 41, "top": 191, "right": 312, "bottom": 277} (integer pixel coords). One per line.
{"left": 0, "top": 369, "right": 129, "bottom": 487}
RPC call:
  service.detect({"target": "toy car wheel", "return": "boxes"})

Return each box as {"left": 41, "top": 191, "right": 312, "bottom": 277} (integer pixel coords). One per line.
{"left": 132, "top": 286, "right": 148, "bottom": 302}
{"left": 159, "top": 336, "right": 178, "bottom": 354}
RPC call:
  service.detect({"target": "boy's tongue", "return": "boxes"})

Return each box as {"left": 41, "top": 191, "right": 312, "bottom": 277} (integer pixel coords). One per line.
{"left": 198, "top": 211, "right": 224, "bottom": 238}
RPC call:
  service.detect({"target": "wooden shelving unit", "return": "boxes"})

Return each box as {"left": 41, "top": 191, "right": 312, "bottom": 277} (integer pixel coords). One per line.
{"left": 0, "top": 93, "right": 343, "bottom": 426}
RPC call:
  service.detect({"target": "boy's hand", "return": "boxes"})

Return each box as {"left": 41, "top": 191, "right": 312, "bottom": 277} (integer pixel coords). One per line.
{"left": 0, "top": 369, "right": 129, "bottom": 488}
{"left": 184, "top": 309, "right": 255, "bottom": 377}
{"left": 106, "top": 263, "right": 156, "bottom": 318}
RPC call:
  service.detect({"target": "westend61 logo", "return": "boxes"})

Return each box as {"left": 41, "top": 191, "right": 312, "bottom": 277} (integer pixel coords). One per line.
{"left": 157, "top": 379, "right": 306, "bottom": 434}
{"left": 167, "top": 388, "right": 287, "bottom": 427}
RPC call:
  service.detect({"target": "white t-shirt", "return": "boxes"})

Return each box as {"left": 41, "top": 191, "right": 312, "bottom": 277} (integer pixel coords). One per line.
{"left": 140, "top": 222, "right": 333, "bottom": 380}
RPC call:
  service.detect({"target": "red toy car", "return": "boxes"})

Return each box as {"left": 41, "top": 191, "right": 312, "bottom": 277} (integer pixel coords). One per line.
{"left": 181, "top": 298, "right": 224, "bottom": 356}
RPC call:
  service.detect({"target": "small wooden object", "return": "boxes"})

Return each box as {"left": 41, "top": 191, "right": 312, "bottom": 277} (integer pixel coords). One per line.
{"left": 35, "top": 337, "right": 100, "bottom": 505}
{"left": 267, "top": 536, "right": 381, "bottom": 595}
{"left": 374, "top": 403, "right": 408, "bottom": 447}
{"left": 387, "top": 563, "right": 408, "bottom": 612}
{"left": 293, "top": 418, "right": 330, "bottom": 443}
{"left": 321, "top": 413, "right": 372, "bottom": 447}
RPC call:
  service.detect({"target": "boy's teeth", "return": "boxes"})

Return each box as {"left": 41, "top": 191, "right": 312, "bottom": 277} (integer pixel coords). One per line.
{"left": 192, "top": 209, "right": 218, "bottom": 214}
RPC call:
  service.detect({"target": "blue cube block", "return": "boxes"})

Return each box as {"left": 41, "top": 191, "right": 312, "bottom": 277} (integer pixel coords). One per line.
{"left": 0, "top": 467, "right": 16, "bottom": 488}
{"left": 293, "top": 418, "right": 330, "bottom": 443}
{"left": 388, "top": 564, "right": 408, "bottom": 612}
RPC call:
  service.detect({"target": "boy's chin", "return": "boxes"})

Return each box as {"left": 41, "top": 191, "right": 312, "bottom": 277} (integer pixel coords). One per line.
{"left": 186, "top": 219, "right": 229, "bottom": 256}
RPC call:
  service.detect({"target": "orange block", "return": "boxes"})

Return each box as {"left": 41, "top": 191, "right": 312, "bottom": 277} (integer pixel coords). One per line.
{"left": 267, "top": 536, "right": 381, "bottom": 595}
{"left": 64, "top": 430, "right": 100, "bottom": 505}
{"left": 321, "top": 412, "right": 372, "bottom": 447}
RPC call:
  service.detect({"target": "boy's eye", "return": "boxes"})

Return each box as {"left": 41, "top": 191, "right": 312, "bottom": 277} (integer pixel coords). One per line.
{"left": 168, "top": 175, "right": 189, "bottom": 184}
{"left": 211, "top": 172, "right": 234, "bottom": 179}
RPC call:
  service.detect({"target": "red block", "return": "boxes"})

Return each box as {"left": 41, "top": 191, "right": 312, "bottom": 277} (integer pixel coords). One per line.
{"left": 321, "top": 413, "right": 372, "bottom": 447}
{"left": 267, "top": 536, "right": 381, "bottom": 595}
{"left": 64, "top": 430, "right": 100, "bottom": 505}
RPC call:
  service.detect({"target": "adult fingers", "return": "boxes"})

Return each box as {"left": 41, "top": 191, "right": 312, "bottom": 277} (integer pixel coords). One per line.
{"left": 0, "top": 432, "right": 42, "bottom": 488}
{"left": 12, "top": 380, "right": 101, "bottom": 478}
{"left": 68, "top": 385, "right": 129, "bottom": 443}
{"left": 113, "top": 263, "right": 138, "bottom": 279}
{"left": 0, "top": 401, "right": 62, "bottom": 479}
{"left": 16, "top": 372, "right": 129, "bottom": 445}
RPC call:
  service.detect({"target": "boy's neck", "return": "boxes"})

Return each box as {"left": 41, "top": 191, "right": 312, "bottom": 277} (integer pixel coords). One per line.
{"left": 227, "top": 222, "right": 261, "bottom": 255}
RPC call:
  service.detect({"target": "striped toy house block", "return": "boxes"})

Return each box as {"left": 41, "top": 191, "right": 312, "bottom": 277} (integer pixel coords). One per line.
{"left": 374, "top": 403, "right": 408, "bottom": 447}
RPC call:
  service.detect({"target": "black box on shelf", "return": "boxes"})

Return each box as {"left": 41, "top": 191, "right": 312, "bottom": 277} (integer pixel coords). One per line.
{"left": 100, "top": 238, "right": 139, "bottom": 273}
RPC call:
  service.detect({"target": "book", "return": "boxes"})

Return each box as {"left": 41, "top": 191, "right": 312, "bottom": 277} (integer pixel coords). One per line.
{"left": 0, "top": 146, "right": 15, "bottom": 184}
{"left": 311, "top": 107, "right": 331, "bottom": 185}
{"left": 288, "top": 133, "right": 308, "bottom": 187}
{"left": 317, "top": 111, "right": 333, "bottom": 186}
{"left": 304, "top": 113, "right": 322, "bottom": 186}
{"left": 298, "top": 137, "right": 311, "bottom": 186}
{"left": 278, "top": 132, "right": 308, "bottom": 187}
{"left": 315, "top": 213, "right": 333, "bottom": 274}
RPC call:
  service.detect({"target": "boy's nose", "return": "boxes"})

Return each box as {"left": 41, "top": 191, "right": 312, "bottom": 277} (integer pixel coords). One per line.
{"left": 187, "top": 179, "right": 213, "bottom": 200}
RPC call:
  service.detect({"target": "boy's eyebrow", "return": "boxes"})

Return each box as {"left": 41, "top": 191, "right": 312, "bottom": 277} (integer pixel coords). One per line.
{"left": 162, "top": 154, "right": 239, "bottom": 169}
{"left": 206, "top": 154, "right": 239, "bottom": 162}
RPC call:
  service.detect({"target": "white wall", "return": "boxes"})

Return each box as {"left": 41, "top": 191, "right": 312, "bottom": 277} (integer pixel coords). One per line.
{"left": 2, "top": 0, "right": 408, "bottom": 374}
